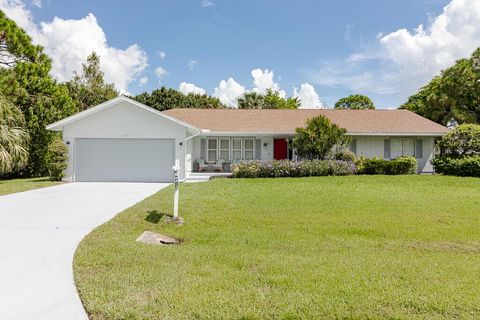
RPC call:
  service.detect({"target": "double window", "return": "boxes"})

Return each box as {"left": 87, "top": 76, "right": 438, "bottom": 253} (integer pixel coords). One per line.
{"left": 206, "top": 138, "right": 255, "bottom": 161}
{"left": 391, "top": 138, "right": 415, "bottom": 158}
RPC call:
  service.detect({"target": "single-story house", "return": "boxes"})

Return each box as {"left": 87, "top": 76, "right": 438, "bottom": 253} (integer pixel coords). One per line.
{"left": 47, "top": 96, "right": 449, "bottom": 182}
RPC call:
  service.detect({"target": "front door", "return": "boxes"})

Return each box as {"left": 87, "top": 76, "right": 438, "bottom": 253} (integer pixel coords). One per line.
{"left": 274, "top": 139, "right": 288, "bottom": 160}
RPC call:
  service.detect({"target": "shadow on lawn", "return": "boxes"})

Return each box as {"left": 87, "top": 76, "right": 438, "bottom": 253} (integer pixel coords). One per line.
{"left": 145, "top": 210, "right": 171, "bottom": 224}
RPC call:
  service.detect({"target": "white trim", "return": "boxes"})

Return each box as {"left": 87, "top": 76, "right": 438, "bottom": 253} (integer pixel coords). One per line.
{"left": 46, "top": 95, "right": 199, "bottom": 131}
{"left": 346, "top": 132, "right": 447, "bottom": 137}
{"left": 197, "top": 131, "right": 447, "bottom": 137}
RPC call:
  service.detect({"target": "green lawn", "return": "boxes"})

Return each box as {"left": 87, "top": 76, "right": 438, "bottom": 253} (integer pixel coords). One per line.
{"left": 74, "top": 176, "right": 480, "bottom": 320}
{"left": 0, "top": 177, "right": 60, "bottom": 196}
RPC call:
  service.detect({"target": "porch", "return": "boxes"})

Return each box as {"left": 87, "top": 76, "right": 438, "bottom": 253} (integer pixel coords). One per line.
{"left": 187, "top": 136, "right": 295, "bottom": 173}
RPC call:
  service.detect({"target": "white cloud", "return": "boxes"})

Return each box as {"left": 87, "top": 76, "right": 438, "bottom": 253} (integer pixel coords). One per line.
{"left": 139, "top": 76, "right": 148, "bottom": 85}
{"left": 31, "top": 0, "right": 41, "bottom": 8}
{"left": 213, "top": 77, "right": 246, "bottom": 107}
{"left": 188, "top": 59, "right": 198, "bottom": 70}
{"left": 154, "top": 66, "right": 168, "bottom": 79}
{"left": 178, "top": 81, "right": 206, "bottom": 95}
{"left": 307, "top": 0, "right": 480, "bottom": 106}
{"left": 0, "top": 0, "right": 148, "bottom": 93}
{"left": 158, "top": 51, "right": 166, "bottom": 59}
{"left": 293, "top": 83, "right": 324, "bottom": 109}
{"left": 200, "top": 0, "right": 213, "bottom": 8}
{"left": 250, "top": 68, "right": 286, "bottom": 97}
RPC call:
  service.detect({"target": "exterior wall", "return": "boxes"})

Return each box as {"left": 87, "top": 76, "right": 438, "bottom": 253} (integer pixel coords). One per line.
{"left": 61, "top": 101, "right": 188, "bottom": 181}
{"left": 353, "top": 135, "right": 436, "bottom": 173}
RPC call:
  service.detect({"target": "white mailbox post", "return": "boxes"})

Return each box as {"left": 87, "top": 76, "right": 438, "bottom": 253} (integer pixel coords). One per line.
{"left": 172, "top": 159, "right": 180, "bottom": 219}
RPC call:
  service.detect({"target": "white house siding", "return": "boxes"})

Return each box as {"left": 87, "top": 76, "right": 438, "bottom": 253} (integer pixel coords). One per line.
{"left": 61, "top": 101, "right": 188, "bottom": 181}
{"left": 353, "top": 136, "right": 435, "bottom": 173}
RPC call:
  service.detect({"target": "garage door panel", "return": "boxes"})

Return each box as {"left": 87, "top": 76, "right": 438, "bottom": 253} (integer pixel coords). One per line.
{"left": 76, "top": 138, "right": 174, "bottom": 182}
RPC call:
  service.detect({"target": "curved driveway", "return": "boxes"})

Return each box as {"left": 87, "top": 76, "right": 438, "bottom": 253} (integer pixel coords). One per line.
{"left": 0, "top": 182, "right": 168, "bottom": 320}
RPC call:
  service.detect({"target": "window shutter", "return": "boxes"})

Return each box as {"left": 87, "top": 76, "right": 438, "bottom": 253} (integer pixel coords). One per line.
{"left": 200, "top": 139, "right": 206, "bottom": 159}
{"left": 255, "top": 139, "right": 262, "bottom": 160}
{"left": 349, "top": 139, "right": 357, "bottom": 155}
{"left": 384, "top": 139, "right": 391, "bottom": 159}
{"left": 415, "top": 139, "right": 423, "bottom": 159}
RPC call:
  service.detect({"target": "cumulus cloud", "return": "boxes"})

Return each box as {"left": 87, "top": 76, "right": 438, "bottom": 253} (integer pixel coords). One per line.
{"left": 213, "top": 77, "right": 246, "bottom": 107}
{"left": 293, "top": 83, "right": 324, "bottom": 109}
{"left": 178, "top": 82, "right": 206, "bottom": 95}
{"left": 307, "top": 0, "right": 480, "bottom": 106}
{"left": 188, "top": 60, "right": 198, "bottom": 70}
{"left": 0, "top": 0, "right": 148, "bottom": 93}
{"left": 251, "top": 68, "right": 286, "bottom": 97}
{"left": 154, "top": 66, "right": 168, "bottom": 79}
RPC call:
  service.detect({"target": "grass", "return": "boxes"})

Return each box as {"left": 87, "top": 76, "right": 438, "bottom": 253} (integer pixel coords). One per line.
{"left": 0, "top": 177, "right": 60, "bottom": 196}
{"left": 74, "top": 176, "right": 480, "bottom": 319}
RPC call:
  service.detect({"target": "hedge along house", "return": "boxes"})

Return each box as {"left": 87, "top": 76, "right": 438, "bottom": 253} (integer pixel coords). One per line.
{"left": 47, "top": 96, "right": 449, "bottom": 182}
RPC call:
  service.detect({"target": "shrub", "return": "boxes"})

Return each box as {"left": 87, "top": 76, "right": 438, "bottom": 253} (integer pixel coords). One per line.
{"left": 46, "top": 136, "right": 68, "bottom": 181}
{"left": 432, "top": 156, "right": 480, "bottom": 177}
{"left": 333, "top": 149, "right": 356, "bottom": 162}
{"left": 356, "top": 156, "right": 417, "bottom": 175}
{"left": 292, "top": 115, "right": 350, "bottom": 160}
{"left": 232, "top": 160, "right": 356, "bottom": 178}
{"left": 437, "top": 124, "right": 480, "bottom": 158}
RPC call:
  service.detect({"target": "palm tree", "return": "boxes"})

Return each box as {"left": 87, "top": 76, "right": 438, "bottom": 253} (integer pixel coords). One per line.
{"left": 237, "top": 92, "right": 265, "bottom": 109}
{"left": 0, "top": 94, "right": 29, "bottom": 176}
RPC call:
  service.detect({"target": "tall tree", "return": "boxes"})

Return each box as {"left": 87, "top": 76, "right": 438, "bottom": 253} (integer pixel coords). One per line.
{"left": 134, "top": 87, "right": 224, "bottom": 111}
{"left": 401, "top": 48, "right": 480, "bottom": 125}
{"left": 0, "top": 94, "right": 29, "bottom": 176}
{"left": 66, "top": 52, "right": 118, "bottom": 111}
{"left": 237, "top": 92, "right": 264, "bottom": 109}
{"left": 0, "top": 10, "right": 76, "bottom": 176}
{"left": 334, "top": 94, "right": 375, "bottom": 110}
{"left": 237, "top": 89, "right": 300, "bottom": 109}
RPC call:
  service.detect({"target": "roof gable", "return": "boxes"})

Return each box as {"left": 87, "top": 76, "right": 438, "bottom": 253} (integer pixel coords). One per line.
{"left": 47, "top": 96, "right": 198, "bottom": 131}
{"left": 163, "top": 108, "right": 449, "bottom": 136}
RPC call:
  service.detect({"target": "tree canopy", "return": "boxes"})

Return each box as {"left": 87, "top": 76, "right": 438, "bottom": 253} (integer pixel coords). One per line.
{"left": 401, "top": 48, "right": 480, "bottom": 125}
{"left": 134, "top": 87, "right": 225, "bottom": 111}
{"left": 334, "top": 94, "right": 375, "bottom": 110}
{"left": 436, "top": 124, "right": 480, "bottom": 158}
{"left": 0, "top": 10, "right": 76, "bottom": 176}
{"left": 292, "top": 115, "right": 349, "bottom": 160}
{"left": 237, "top": 89, "right": 300, "bottom": 109}
{"left": 0, "top": 94, "right": 29, "bottom": 175}
{"left": 66, "top": 52, "right": 118, "bottom": 111}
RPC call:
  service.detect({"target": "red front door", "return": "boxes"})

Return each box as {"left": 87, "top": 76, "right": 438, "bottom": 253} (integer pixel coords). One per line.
{"left": 274, "top": 139, "right": 288, "bottom": 160}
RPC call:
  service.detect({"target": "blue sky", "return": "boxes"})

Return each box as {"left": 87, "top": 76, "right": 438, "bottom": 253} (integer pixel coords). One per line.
{"left": 3, "top": 0, "right": 479, "bottom": 108}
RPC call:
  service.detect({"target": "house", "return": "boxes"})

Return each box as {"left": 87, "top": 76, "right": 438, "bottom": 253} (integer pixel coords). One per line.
{"left": 47, "top": 96, "right": 449, "bottom": 182}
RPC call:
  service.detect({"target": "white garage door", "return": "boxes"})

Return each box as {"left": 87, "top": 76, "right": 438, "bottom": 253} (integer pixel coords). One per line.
{"left": 75, "top": 138, "right": 175, "bottom": 182}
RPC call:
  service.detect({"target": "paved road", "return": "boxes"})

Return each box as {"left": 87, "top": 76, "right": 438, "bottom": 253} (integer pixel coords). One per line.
{"left": 0, "top": 182, "right": 168, "bottom": 320}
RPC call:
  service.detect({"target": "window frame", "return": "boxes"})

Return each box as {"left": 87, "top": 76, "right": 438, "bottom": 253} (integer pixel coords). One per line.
{"left": 207, "top": 138, "right": 218, "bottom": 162}
{"left": 391, "top": 138, "right": 416, "bottom": 158}
{"left": 232, "top": 138, "right": 242, "bottom": 160}
{"left": 219, "top": 138, "right": 230, "bottom": 161}
{"left": 244, "top": 138, "right": 255, "bottom": 160}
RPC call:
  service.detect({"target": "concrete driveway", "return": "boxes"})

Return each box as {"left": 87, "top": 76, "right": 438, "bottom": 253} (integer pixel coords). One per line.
{"left": 0, "top": 182, "right": 168, "bottom": 320}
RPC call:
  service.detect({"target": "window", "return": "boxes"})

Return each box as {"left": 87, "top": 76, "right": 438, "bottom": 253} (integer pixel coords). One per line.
{"left": 244, "top": 138, "right": 254, "bottom": 160}
{"left": 207, "top": 138, "right": 217, "bottom": 162}
{"left": 219, "top": 138, "right": 230, "bottom": 160}
{"left": 391, "top": 138, "right": 415, "bottom": 158}
{"left": 232, "top": 138, "right": 242, "bottom": 160}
